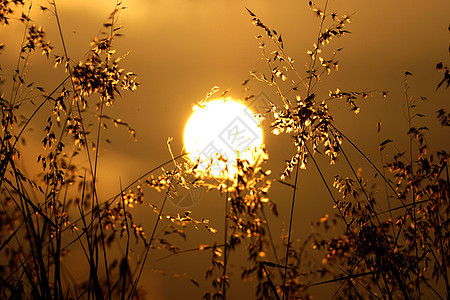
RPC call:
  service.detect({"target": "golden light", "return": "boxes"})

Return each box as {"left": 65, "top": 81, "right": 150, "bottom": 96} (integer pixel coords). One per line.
{"left": 183, "top": 99, "right": 263, "bottom": 178}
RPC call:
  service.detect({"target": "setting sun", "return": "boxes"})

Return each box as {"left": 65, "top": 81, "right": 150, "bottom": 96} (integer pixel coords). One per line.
{"left": 183, "top": 99, "right": 263, "bottom": 178}
{"left": 2, "top": 0, "right": 448, "bottom": 298}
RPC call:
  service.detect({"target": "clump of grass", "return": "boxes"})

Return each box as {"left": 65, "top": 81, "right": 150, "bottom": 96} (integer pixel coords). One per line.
{"left": 0, "top": 0, "right": 448, "bottom": 299}
{"left": 0, "top": 1, "right": 214, "bottom": 299}
{"left": 237, "top": 1, "right": 449, "bottom": 299}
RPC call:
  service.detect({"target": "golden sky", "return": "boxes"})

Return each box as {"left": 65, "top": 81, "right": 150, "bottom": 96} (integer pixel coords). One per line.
{"left": 1, "top": 0, "right": 449, "bottom": 298}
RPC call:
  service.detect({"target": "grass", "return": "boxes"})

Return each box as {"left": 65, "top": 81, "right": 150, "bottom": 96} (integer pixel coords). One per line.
{"left": 0, "top": 0, "right": 449, "bottom": 299}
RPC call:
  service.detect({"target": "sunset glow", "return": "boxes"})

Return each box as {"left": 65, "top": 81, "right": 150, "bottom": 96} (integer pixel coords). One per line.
{"left": 183, "top": 99, "right": 263, "bottom": 178}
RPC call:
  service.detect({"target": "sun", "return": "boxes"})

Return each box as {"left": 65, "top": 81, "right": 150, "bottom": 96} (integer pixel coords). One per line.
{"left": 183, "top": 99, "right": 263, "bottom": 178}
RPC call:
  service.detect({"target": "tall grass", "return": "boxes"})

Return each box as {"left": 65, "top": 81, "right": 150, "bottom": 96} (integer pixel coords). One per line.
{"left": 0, "top": 1, "right": 207, "bottom": 299}
{"left": 239, "top": 2, "right": 449, "bottom": 299}
{"left": 0, "top": 0, "right": 448, "bottom": 299}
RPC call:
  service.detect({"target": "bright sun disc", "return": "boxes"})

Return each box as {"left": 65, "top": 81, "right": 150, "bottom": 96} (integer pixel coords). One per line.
{"left": 184, "top": 99, "right": 263, "bottom": 178}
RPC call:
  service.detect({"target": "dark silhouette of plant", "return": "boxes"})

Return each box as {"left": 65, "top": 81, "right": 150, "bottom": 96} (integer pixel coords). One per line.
{"left": 0, "top": 0, "right": 448, "bottom": 299}
{"left": 239, "top": 2, "right": 449, "bottom": 299}
{"left": 0, "top": 1, "right": 214, "bottom": 299}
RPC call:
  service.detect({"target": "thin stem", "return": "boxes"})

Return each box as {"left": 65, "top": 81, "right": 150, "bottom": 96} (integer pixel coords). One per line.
{"left": 282, "top": 3, "right": 329, "bottom": 298}
{"left": 222, "top": 178, "right": 229, "bottom": 299}
{"left": 127, "top": 189, "right": 171, "bottom": 300}
{"left": 281, "top": 161, "right": 300, "bottom": 300}
{"left": 260, "top": 206, "right": 283, "bottom": 279}
{"left": 119, "top": 179, "right": 130, "bottom": 300}
{"left": 306, "top": 0, "right": 329, "bottom": 95}
{"left": 376, "top": 126, "right": 397, "bottom": 240}
{"left": 404, "top": 73, "right": 420, "bottom": 298}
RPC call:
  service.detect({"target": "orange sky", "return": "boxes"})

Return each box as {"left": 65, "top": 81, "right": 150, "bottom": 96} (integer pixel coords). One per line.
{"left": 1, "top": 0, "right": 449, "bottom": 298}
